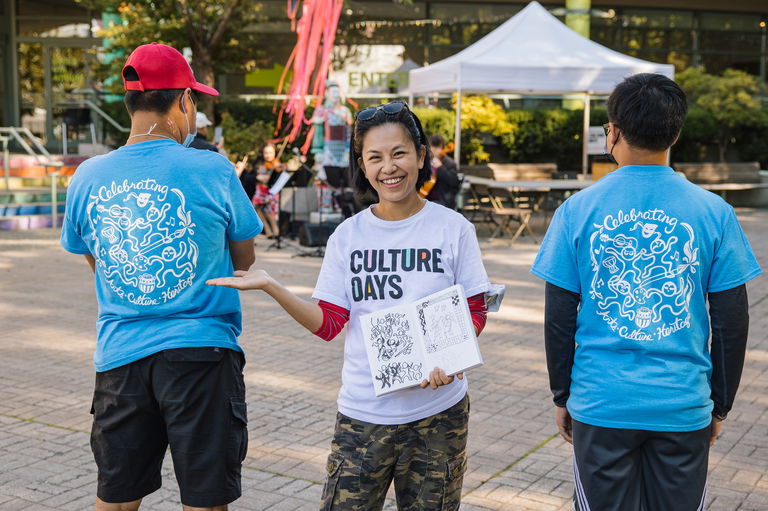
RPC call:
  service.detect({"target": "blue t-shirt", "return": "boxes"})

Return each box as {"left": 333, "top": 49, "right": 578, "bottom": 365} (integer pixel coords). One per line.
{"left": 61, "top": 140, "right": 262, "bottom": 372}
{"left": 531, "top": 165, "right": 762, "bottom": 432}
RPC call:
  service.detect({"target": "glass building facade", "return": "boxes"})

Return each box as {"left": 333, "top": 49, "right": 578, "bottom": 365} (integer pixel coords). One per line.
{"left": 226, "top": 0, "right": 768, "bottom": 96}
{"left": 0, "top": 0, "right": 99, "bottom": 143}
{"left": 1, "top": 0, "right": 766, "bottom": 140}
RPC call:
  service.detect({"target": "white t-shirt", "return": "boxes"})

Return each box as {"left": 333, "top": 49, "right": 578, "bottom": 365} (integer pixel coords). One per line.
{"left": 313, "top": 201, "right": 490, "bottom": 425}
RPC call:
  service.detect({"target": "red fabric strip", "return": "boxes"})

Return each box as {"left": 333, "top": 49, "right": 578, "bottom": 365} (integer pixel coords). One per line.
{"left": 313, "top": 300, "right": 351, "bottom": 341}
{"left": 468, "top": 293, "right": 488, "bottom": 335}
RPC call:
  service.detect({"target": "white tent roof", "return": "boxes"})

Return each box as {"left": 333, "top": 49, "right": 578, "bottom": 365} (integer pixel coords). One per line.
{"left": 409, "top": 1, "right": 674, "bottom": 95}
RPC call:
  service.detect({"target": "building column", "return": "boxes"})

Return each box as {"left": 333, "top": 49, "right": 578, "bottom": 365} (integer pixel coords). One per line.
{"left": 565, "top": 0, "right": 590, "bottom": 38}
{"left": 1, "top": 0, "right": 21, "bottom": 126}
{"left": 692, "top": 11, "right": 701, "bottom": 69}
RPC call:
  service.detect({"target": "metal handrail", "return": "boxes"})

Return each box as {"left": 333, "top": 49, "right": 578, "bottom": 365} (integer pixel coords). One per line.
{"left": 84, "top": 99, "right": 129, "bottom": 133}
{"left": 57, "top": 99, "right": 129, "bottom": 133}
{"left": 0, "top": 126, "right": 52, "bottom": 166}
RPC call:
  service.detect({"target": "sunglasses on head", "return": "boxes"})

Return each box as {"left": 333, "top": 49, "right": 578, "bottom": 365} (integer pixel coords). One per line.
{"left": 356, "top": 101, "right": 409, "bottom": 121}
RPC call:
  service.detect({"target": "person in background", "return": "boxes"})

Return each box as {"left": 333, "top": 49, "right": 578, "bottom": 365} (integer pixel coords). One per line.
{"left": 421, "top": 133, "right": 461, "bottom": 210}
{"left": 251, "top": 143, "right": 284, "bottom": 238}
{"left": 235, "top": 154, "right": 256, "bottom": 203}
{"left": 531, "top": 73, "right": 761, "bottom": 511}
{"left": 190, "top": 112, "right": 219, "bottom": 152}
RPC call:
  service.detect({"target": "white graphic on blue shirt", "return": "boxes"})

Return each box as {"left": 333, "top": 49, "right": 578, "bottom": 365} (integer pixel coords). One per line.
{"left": 86, "top": 179, "right": 198, "bottom": 306}
{"left": 589, "top": 209, "right": 699, "bottom": 341}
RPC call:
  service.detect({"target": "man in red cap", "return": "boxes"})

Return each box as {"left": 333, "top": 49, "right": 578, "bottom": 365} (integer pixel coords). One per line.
{"left": 61, "top": 43, "right": 262, "bottom": 510}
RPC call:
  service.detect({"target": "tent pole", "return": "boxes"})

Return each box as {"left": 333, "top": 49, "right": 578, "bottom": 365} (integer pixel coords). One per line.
{"left": 582, "top": 93, "right": 590, "bottom": 176}
{"left": 454, "top": 86, "right": 462, "bottom": 170}
{"left": 408, "top": 92, "right": 414, "bottom": 107}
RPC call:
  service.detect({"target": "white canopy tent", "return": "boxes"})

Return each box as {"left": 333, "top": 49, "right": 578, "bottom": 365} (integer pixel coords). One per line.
{"left": 408, "top": 1, "right": 675, "bottom": 173}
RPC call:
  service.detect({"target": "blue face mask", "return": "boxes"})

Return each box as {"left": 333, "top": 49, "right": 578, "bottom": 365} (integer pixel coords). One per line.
{"left": 183, "top": 129, "right": 196, "bottom": 147}
{"left": 181, "top": 92, "right": 197, "bottom": 147}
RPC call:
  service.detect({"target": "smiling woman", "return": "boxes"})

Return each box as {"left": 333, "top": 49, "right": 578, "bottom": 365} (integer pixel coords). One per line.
{"left": 206, "top": 102, "right": 491, "bottom": 511}
{"left": 350, "top": 101, "right": 433, "bottom": 220}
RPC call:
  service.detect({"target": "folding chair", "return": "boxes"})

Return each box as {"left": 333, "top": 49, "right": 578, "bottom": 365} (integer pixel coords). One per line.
{"left": 487, "top": 186, "right": 538, "bottom": 243}
{"left": 467, "top": 182, "right": 499, "bottom": 228}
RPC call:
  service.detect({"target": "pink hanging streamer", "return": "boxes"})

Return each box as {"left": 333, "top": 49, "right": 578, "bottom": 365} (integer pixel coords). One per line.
{"left": 275, "top": 0, "right": 344, "bottom": 153}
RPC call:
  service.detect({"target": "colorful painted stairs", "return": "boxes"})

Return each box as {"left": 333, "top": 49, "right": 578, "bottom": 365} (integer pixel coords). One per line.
{"left": 0, "top": 154, "right": 86, "bottom": 230}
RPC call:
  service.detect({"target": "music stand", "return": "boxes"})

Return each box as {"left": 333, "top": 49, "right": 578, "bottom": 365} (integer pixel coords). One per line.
{"left": 294, "top": 167, "right": 340, "bottom": 258}
{"left": 264, "top": 170, "right": 293, "bottom": 251}
{"left": 293, "top": 183, "right": 328, "bottom": 258}
{"left": 285, "top": 163, "right": 314, "bottom": 240}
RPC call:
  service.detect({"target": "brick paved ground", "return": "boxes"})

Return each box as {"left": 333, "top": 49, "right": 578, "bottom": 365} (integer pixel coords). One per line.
{"left": 0, "top": 209, "right": 766, "bottom": 511}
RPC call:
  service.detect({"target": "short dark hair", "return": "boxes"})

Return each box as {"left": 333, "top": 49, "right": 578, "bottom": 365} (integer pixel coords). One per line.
{"left": 606, "top": 73, "right": 687, "bottom": 152}
{"left": 123, "top": 66, "right": 197, "bottom": 115}
{"left": 351, "top": 104, "right": 432, "bottom": 201}
{"left": 429, "top": 133, "right": 446, "bottom": 148}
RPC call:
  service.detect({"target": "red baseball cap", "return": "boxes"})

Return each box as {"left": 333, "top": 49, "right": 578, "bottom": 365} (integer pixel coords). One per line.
{"left": 122, "top": 42, "right": 219, "bottom": 96}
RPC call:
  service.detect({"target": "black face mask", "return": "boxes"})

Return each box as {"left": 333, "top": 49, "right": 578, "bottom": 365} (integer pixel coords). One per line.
{"left": 604, "top": 129, "right": 620, "bottom": 165}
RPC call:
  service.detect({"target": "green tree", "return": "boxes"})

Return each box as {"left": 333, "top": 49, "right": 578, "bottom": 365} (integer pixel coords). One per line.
{"left": 676, "top": 68, "right": 763, "bottom": 162}
{"left": 79, "top": 0, "right": 267, "bottom": 108}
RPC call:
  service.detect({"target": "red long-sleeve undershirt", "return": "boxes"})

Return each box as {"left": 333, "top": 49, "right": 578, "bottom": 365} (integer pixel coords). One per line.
{"left": 313, "top": 301, "right": 351, "bottom": 341}
{"left": 313, "top": 293, "right": 488, "bottom": 342}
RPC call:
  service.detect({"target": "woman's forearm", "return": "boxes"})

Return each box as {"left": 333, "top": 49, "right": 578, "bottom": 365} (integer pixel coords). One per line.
{"left": 264, "top": 277, "right": 324, "bottom": 332}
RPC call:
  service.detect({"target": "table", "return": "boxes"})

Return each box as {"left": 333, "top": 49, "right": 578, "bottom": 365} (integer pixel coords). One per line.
{"left": 464, "top": 175, "right": 594, "bottom": 192}
{"left": 464, "top": 176, "right": 593, "bottom": 241}
{"left": 467, "top": 174, "right": 768, "bottom": 197}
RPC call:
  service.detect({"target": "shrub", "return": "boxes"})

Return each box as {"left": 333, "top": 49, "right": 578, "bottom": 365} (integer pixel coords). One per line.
{"left": 671, "top": 108, "right": 720, "bottom": 163}
{"left": 215, "top": 98, "right": 277, "bottom": 126}
{"left": 456, "top": 95, "right": 512, "bottom": 164}
{"left": 412, "top": 106, "right": 454, "bottom": 145}
{"left": 219, "top": 112, "right": 275, "bottom": 161}
{"left": 677, "top": 68, "right": 763, "bottom": 162}
{"left": 731, "top": 107, "right": 768, "bottom": 168}
{"left": 211, "top": 94, "right": 768, "bottom": 168}
{"left": 215, "top": 98, "right": 313, "bottom": 159}
{"left": 415, "top": 97, "right": 513, "bottom": 165}
{"left": 500, "top": 108, "right": 608, "bottom": 170}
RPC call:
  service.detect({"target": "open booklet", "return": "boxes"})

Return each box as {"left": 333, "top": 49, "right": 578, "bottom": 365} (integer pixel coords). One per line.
{"left": 361, "top": 284, "right": 484, "bottom": 396}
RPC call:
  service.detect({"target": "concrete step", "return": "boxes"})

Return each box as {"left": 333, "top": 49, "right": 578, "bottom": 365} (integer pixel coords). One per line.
{"left": 0, "top": 203, "right": 65, "bottom": 216}
{"left": 1, "top": 176, "right": 72, "bottom": 188}
{"left": 0, "top": 214, "right": 63, "bottom": 230}
{"left": 1, "top": 153, "right": 88, "bottom": 167}
{"left": 0, "top": 187, "right": 67, "bottom": 230}
{"left": 0, "top": 153, "right": 88, "bottom": 178}
{"left": 1, "top": 165, "right": 78, "bottom": 177}
{"left": 0, "top": 190, "right": 68, "bottom": 204}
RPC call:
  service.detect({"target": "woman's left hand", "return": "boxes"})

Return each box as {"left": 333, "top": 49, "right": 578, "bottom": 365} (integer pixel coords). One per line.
{"left": 420, "top": 367, "right": 463, "bottom": 390}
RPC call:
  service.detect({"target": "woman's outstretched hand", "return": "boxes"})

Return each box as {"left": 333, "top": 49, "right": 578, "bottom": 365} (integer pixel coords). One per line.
{"left": 420, "top": 367, "right": 463, "bottom": 390}
{"left": 206, "top": 270, "right": 272, "bottom": 291}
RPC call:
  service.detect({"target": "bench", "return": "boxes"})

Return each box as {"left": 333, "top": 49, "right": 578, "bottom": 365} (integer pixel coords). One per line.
{"left": 675, "top": 162, "right": 761, "bottom": 184}
{"left": 460, "top": 163, "right": 557, "bottom": 181}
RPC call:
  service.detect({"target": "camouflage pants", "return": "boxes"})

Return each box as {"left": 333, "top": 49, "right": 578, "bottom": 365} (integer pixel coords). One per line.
{"left": 320, "top": 394, "right": 469, "bottom": 511}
